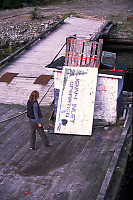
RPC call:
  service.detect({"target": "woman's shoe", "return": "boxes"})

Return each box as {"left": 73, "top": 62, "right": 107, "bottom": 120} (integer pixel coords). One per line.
{"left": 45, "top": 143, "right": 52, "bottom": 147}
{"left": 30, "top": 147, "right": 37, "bottom": 150}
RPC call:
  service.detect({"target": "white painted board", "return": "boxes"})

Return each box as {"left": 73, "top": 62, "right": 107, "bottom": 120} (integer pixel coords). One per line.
{"left": 54, "top": 70, "right": 62, "bottom": 89}
{"left": 55, "top": 66, "right": 98, "bottom": 135}
{"left": 94, "top": 76, "right": 119, "bottom": 124}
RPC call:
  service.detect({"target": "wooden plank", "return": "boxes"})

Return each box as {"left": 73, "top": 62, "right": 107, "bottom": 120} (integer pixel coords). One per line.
{"left": 76, "top": 127, "right": 122, "bottom": 200}
{"left": 0, "top": 141, "right": 30, "bottom": 174}
{"left": 39, "top": 136, "right": 83, "bottom": 199}
{"left": 65, "top": 37, "right": 102, "bottom": 68}
{"left": 65, "top": 37, "right": 71, "bottom": 66}
{"left": 0, "top": 106, "right": 54, "bottom": 199}
{"left": 0, "top": 114, "right": 25, "bottom": 143}
{"left": 45, "top": 136, "right": 90, "bottom": 200}
{"left": 7, "top": 136, "right": 74, "bottom": 200}
{"left": 96, "top": 114, "right": 132, "bottom": 200}
{"left": 88, "top": 152, "right": 113, "bottom": 200}
{"left": 0, "top": 104, "right": 12, "bottom": 115}
{"left": 0, "top": 105, "right": 23, "bottom": 122}
{"left": 0, "top": 112, "right": 26, "bottom": 145}
{"left": 16, "top": 136, "right": 88, "bottom": 199}
{"left": 90, "top": 41, "right": 96, "bottom": 67}
{"left": 5, "top": 113, "right": 51, "bottom": 164}
{"left": 94, "top": 76, "right": 118, "bottom": 124}
{"left": 123, "top": 104, "right": 127, "bottom": 119}
{"left": 55, "top": 66, "right": 98, "bottom": 135}
{"left": 19, "top": 135, "right": 73, "bottom": 176}
{"left": 43, "top": 132, "right": 97, "bottom": 199}
{"left": 0, "top": 104, "right": 126, "bottom": 200}
{"left": 0, "top": 123, "right": 29, "bottom": 163}
{"left": 67, "top": 133, "right": 104, "bottom": 200}
{"left": 84, "top": 40, "right": 92, "bottom": 66}
{"left": 69, "top": 151, "right": 101, "bottom": 200}
{"left": 89, "top": 128, "right": 123, "bottom": 199}
{"left": 0, "top": 105, "right": 26, "bottom": 140}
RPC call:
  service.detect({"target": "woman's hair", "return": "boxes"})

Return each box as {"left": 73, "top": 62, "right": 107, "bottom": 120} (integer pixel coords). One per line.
{"left": 29, "top": 90, "right": 39, "bottom": 101}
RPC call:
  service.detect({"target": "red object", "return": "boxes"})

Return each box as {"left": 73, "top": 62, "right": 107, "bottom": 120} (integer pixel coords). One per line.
{"left": 25, "top": 191, "right": 28, "bottom": 194}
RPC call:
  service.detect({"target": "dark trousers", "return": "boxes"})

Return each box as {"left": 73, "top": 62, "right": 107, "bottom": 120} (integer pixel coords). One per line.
{"left": 29, "top": 119, "right": 49, "bottom": 148}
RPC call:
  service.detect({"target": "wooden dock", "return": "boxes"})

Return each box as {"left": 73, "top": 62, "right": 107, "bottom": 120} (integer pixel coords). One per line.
{"left": 0, "top": 104, "right": 132, "bottom": 200}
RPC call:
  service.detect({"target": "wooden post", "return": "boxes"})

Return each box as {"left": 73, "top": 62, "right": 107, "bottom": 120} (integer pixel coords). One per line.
{"left": 65, "top": 36, "right": 103, "bottom": 68}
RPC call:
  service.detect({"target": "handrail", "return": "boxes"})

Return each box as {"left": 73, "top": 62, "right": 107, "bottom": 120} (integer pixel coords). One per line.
{"left": 0, "top": 18, "right": 64, "bottom": 69}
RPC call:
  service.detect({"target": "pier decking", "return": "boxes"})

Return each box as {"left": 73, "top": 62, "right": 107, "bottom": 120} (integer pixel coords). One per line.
{"left": 0, "top": 104, "right": 132, "bottom": 200}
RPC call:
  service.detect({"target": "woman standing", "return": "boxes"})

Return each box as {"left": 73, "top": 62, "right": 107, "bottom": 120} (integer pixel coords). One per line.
{"left": 27, "top": 90, "right": 52, "bottom": 150}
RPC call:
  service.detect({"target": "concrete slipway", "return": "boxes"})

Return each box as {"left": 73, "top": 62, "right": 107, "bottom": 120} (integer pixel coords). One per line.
{"left": 0, "top": 17, "right": 132, "bottom": 200}
{"left": 0, "top": 17, "right": 105, "bottom": 105}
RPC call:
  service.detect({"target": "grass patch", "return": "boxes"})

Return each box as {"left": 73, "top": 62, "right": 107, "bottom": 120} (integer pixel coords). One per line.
{"left": 109, "top": 14, "right": 133, "bottom": 36}
{"left": 29, "top": 7, "right": 44, "bottom": 19}
{"left": 63, "top": 12, "right": 76, "bottom": 19}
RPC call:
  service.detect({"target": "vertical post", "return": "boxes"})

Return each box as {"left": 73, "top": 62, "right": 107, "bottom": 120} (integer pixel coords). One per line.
{"left": 80, "top": 41, "right": 85, "bottom": 66}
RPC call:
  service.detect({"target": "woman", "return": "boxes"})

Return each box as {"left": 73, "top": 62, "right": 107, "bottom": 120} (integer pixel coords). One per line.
{"left": 27, "top": 90, "right": 52, "bottom": 150}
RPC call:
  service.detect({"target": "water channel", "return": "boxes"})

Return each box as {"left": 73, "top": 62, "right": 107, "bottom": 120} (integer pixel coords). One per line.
{"left": 103, "top": 39, "right": 133, "bottom": 199}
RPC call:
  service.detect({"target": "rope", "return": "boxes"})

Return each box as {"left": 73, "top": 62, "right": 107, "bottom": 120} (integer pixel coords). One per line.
{"left": 39, "top": 81, "right": 54, "bottom": 105}
{"left": 51, "top": 42, "right": 66, "bottom": 64}
{"left": 0, "top": 110, "right": 27, "bottom": 123}
{"left": 0, "top": 40, "right": 65, "bottom": 124}
{"left": 0, "top": 81, "right": 54, "bottom": 123}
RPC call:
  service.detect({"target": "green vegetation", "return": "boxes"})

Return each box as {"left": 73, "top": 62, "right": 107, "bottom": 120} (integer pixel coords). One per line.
{"left": 109, "top": 14, "right": 133, "bottom": 36}
{"left": 29, "top": 7, "right": 44, "bottom": 19}
{"left": 63, "top": 12, "right": 75, "bottom": 19}
{"left": 0, "top": 0, "right": 67, "bottom": 9}
{"left": 0, "top": 0, "right": 39, "bottom": 9}
{"left": 0, "top": 0, "right": 28, "bottom": 9}
{"left": 0, "top": 43, "right": 18, "bottom": 60}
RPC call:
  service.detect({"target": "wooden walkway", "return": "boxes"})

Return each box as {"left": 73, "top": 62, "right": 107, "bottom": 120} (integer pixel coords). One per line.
{"left": 0, "top": 103, "right": 131, "bottom": 200}
{"left": 0, "top": 17, "right": 105, "bottom": 106}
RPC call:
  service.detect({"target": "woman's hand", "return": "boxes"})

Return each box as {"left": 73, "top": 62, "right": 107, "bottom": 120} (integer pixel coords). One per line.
{"left": 38, "top": 124, "right": 42, "bottom": 127}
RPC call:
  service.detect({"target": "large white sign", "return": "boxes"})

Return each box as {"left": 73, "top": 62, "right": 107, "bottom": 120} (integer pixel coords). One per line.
{"left": 55, "top": 66, "right": 98, "bottom": 135}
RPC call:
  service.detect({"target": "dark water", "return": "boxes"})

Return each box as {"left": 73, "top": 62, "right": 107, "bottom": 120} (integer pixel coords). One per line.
{"left": 102, "top": 41, "right": 133, "bottom": 92}
{"left": 118, "top": 149, "right": 133, "bottom": 200}
{"left": 116, "top": 51, "right": 133, "bottom": 199}
{"left": 103, "top": 41, "right": 133, "bottom": 199}
{"left": 116, "top": 52, "right": 133, "bottom": 92}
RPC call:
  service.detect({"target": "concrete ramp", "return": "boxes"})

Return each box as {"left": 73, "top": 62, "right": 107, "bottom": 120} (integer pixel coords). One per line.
{"left": 0, "top": 17, "right": 105, "bottom": 105}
